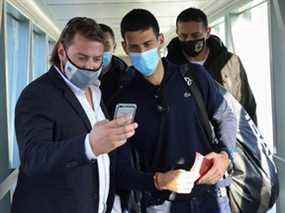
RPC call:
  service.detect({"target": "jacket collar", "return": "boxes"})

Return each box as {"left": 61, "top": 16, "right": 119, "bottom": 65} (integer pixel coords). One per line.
{"left": 47, "top": 66, "right": 92, "bottom": 131}
{"left": 166, "top": 35, "right": 229, "bottom": 63}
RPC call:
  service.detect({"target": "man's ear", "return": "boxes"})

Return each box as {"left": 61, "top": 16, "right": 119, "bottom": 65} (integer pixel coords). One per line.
{"left": 121, "top": 41, "right": 129, "bottom": 55}
{"left": 176, "top": 22, "right": 182, "bottom": 37}
{"left": 113, "top": 42, "right": 117, "bottom": 53}
{"left": 57, "top": 43, "right": 66, "bottom": 61}
{"left": 206, "top": 27, "right": 211, "bottom": 39}
{"left": 158, "top": 33, "right": 165, "bottom": 49}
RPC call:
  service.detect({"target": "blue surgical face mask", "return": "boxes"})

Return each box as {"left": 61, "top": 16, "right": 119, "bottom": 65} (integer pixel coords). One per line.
{"left": 103, "top": 51, "right": 112, "bottom": 67}
{"left": 129, "top": 47, "right": 160, "bottom": 77}
{"left": 64, "top": 58, "right": 102, "bottom": 90}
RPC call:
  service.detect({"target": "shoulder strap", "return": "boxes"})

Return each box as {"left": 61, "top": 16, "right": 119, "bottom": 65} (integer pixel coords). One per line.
{"left": 105, "top": 67, "right": 135, "bottom": 109}
{"left": 119, "top": 66, "right": 136, "bottom": 87}
{"left": 180, "top": 64, "right": 217, "bottom": 146}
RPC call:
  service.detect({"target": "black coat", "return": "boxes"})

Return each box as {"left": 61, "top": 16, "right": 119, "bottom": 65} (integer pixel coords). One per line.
{"left": 100, "top": 56, "right": 139, "bottom": 212}
{"left": 12, "top": 66, "right": 116, "bottom": 213}
{"left": 167, "top": 35, "right": 257, "bottom": 124}
{"left": 100, "top": 55, "right": 129, "bottom": 108}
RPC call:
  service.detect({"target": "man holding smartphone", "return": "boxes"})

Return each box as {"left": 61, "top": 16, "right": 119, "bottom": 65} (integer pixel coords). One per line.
{"left": 12, "top": 17, "right": 137, "bottom": 213}
{"left": 110, "top": 9, "right": 237, "bottom": 213}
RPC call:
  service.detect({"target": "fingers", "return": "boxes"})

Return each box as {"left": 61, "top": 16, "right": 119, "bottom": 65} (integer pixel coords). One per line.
{"left": 198, "top": 169, "right": 222, "bottom": 184}
{"left": 198, "top": 165, "right": 217, "bottom": 184}
{"left": 107, "top": 122, "right": 138, "bottom": 143}
{"left": 105, "top": 116, "right": 133, "bottom": 128}
{"left": 108, "top": 129, "right": 136, "bottom": 143}
{"left": 204, "top": 152, "right": 217, "bottom": 159}
{"left": 197, "top": 152, "right": 229, "bottom": 185}
{"left": 109, "top": 122, "right": 138, "bottom": 136}
{"left": 90, "top": 117, "right": 138, "bottom": 155}
{"left": 103, "top": 123, "right": 137, "bottom": 150}
{"left": 93, "top": 117, "right": 138, "bottom": 141}
{"left": 197, "top": 162, "right": 224, "bottom": 185}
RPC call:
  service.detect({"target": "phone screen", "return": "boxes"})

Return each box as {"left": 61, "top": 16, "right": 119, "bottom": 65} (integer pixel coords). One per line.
{"left": 114, "top": 103, "right": 137, "bottom": 122}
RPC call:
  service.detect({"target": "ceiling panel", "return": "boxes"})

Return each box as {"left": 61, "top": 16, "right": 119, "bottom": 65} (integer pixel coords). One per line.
{"left": 45, "top": 0, "right": 208, "bottom": 4}
{"left": 34, "top": 0, "right": 211, "bottom": 54}
{"left": 44, "top": 2, "right": 203, "bottom": 24}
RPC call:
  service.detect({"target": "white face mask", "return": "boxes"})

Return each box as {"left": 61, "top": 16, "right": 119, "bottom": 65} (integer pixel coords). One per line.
{"left": 64, "top": 58, "right": 102, "bottom": 90}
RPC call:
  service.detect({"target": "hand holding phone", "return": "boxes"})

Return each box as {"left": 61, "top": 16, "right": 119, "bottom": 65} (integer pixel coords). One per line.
{"left": 89, "top": 115, "right": 138, "bottom": 155}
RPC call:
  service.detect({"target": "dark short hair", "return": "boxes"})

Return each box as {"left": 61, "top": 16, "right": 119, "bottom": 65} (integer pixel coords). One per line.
{"left": 99, "top": 23, "right": 115, "bottom": 41}
{"left": 50, "top": 17, "right": 104, "bottom": 66}
{"left": 120, "top": 9, "right": 160, "bottom": 39}
{"left": 176, "top": 8, "right": 208, "bottom": 28}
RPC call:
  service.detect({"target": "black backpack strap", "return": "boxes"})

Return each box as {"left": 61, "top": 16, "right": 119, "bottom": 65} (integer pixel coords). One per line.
{"left": 180, "top": 64, "right": 234, "bottom": 186}
{"left": 105, "top": 66, "right": 135, "bottom": 109}
{"left": 119, "top": 67, "right": 136, "bottom": 89}
{"left": 179, "top": 64, "right": 217, "bottom": 146}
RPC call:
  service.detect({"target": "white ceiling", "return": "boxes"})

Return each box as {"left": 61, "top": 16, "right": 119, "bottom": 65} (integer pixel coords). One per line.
{"left": 33, "top": 0, "right": 237, "bottom": 55}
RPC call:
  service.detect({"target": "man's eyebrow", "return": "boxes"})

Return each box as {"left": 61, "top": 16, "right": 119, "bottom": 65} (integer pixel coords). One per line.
{"left": 143, "top": 39, "right": 153, "bottom": 44}
{"left": 180, "top": 33, "right": 188, "bottom": 37}
{"left": 191, "top": 32, "right": 203, "bottom": 37}
{"left": 76, "top": 53, "right": 89, "bottom": 57}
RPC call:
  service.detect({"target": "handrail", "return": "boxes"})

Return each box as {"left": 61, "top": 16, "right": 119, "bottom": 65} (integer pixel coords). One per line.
{"left": 0, "top": 169, "right": 19, "bottom": 200}
{"left": 274, "top": 154, "right": 285, "bottom": 164}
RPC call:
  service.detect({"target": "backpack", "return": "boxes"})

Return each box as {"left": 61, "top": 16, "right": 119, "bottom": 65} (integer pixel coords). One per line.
{"left": 105, "top": 66, "right": 135, "bottom": 110}
{"left": 180, "top": 64, "right": 279, "bottom": 213}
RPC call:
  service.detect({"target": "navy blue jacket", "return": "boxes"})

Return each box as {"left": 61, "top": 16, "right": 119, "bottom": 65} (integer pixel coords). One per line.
{"left": 12, "top": 66, "right": 116, "bottom": 213}
{"left": 110, "top": 60, "right": 236, "bottom": 197}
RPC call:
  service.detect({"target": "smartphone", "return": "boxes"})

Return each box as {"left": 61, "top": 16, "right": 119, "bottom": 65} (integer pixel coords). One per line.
{"left": 114, "top": 103, "right": 137, "bottom": 122}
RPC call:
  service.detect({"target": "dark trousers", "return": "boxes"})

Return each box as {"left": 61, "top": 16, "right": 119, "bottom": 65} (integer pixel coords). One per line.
{"left": 144, "top": 178, "right": 232, "bottom": 213}
{"left": 145, "top": 187, "right": 231, "bottom": 213}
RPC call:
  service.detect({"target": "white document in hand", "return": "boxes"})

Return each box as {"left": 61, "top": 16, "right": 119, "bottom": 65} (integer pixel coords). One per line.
{"left": 189, "top": 152, "right": 213, "bottom": 183}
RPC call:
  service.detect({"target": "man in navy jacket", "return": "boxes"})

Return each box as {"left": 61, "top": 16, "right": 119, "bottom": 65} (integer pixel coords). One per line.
{"left": 110, "top": 9, "right": 237, "bottom": 213}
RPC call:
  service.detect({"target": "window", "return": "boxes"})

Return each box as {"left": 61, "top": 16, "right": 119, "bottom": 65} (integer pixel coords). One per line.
{"left": 210, "top": 0, "right": 273, "bottom": 151}
{"left": 5, "top": 4, "right": 30, "bottom": 168}
{"left": 32, "top": 27, "right": 47, "bottom": 79}
{"left": 48, "top": 38, "right": 55, "bottom": 67}
{"left": 210, "top": 17, "right": 226, "bottom": 44}
{"left": 210, "top": 2, "right": 275, "bottom": 211}
{"left": 4, "top": 3, "right": 56, "bottom": 168}
{"left": 230, "top": 1, "right": 273, "bottom": 151}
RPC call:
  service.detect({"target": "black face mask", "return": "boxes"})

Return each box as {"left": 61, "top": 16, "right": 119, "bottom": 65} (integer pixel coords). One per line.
{"left": 180, "top": 38, "right": 206, "bottom": 57}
